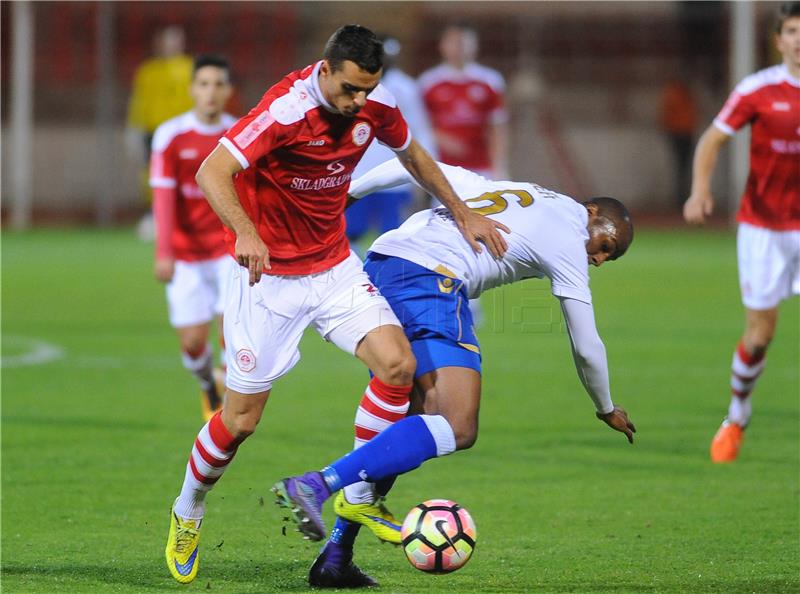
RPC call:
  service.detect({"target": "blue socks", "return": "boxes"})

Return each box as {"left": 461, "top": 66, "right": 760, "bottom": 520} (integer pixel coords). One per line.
{"left": 322, "top": 415, "right": 439, "bottom": 492}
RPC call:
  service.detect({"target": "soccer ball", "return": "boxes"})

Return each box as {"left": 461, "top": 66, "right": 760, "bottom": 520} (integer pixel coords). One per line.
{"left": 400, "top": 499, "right": 477, "bottom": 573}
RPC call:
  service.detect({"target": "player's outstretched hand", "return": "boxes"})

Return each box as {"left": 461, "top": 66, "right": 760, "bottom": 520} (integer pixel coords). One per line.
{"left": 683, "top": 191, "right": 714, "bottom": 225}
{"left": 235, "top": 230, "right": 271, "bottom": 286}
{"left": 596, "top": 406, "right": 636, "bottom": 444}
{"left": 457, "top": 210, "right": 510, "bottom": 259}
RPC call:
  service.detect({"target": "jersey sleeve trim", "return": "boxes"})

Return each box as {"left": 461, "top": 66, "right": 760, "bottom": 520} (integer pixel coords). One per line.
{"left": 219, "top": 137, "right": 250, "bottom": 169}
{"left": 385, "top": 130, "right": 412, "bottom": 152}
{"left": 712, "top": 119, "right": 735, "bottom": 136}
{"left": 150, "top": 177, "right": 177, "bottom": 189}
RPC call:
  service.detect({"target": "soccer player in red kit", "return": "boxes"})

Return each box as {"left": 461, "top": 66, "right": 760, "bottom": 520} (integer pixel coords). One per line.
{"left": 164, "top": 25, "right": 509, "bottom": 584}
{"left": 418, "top": 24, "right": 509, "bottom": 179}
{"left": 418, "top": 24, "right": 509, "bottom": 325}
{"left": 684, "top": 2, "right": 800, "bottom": 463}
{"left": 150, "top": 55, "right": 236, "bottom": 422}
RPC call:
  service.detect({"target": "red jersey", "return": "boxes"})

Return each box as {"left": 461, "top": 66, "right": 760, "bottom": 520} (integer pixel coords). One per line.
{"left": 220, "top": 61, "right": 411, "bottom": 275}
{"left": 714, "top": 64, "right": 800, "bottom": 231}
{"left": 418, "top": 63, "right": 507, "bottom": 172}
{"left": 150, "top": 111, "right": 235, "bottom": 261}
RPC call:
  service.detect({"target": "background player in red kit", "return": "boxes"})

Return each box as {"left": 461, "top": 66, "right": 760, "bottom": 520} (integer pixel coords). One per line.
{"left": 418, "top": 23, "right": 509, "bottom": 179}
{"left": 684, "top": 2, "right": 800, "bottom": 463}
{"left": 418, "top": 24, "right": 510, "bottom": 325}
{"left": 150, "top": 55, "right": 236, "bottom": 422}
{"left": 163, "top": 25, "right": 509, "bottom": 584}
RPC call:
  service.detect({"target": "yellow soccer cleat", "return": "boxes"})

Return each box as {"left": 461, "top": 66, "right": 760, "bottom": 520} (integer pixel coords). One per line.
{"left": 334, "top": 490, "right": 401, "bottom": 545}
{"left": 165, "top": 501, "right": 202, "bottom": 583}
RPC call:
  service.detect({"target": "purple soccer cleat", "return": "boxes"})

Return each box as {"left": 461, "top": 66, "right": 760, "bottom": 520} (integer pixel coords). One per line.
{"left": 308, "top": 541, "right": 378, "bottom": 588}
{"left": 272, "top": 471, "right": 331, "bottom": 541}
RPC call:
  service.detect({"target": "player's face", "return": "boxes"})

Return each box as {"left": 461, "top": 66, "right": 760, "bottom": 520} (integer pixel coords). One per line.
{"left": 586, "top": 231, "right": 616, "bottom": 267}
{"left": 191, "top": 66, "right": 232, "bottom": 119}
{"left": 439, "top": 28, "right": 477, "bottom": 66}
{"left": 776, "top": 17, "right": 800, "bottom": 68}
{"left": 319, "top": 60, "right": 381, "bottom": 117}
{"left": 585, "top": 207, "right": 618, "bottom": 267}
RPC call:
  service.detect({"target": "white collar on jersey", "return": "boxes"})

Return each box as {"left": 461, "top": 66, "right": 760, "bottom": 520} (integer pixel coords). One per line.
{"left": 307, "top": 60, "right": 338, "bottom": 114}
{"left": 779, "top": 63, "right": 800, "bottom": 88}
{"left": 187, "top": 110, "right": 231, "bottom": 134}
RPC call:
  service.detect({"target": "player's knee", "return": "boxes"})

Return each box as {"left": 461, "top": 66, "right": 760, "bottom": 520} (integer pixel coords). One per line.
{"left": 452, "top": 421, "right": 479, "bottom": 451}
{"left": 744, "top": 325, "right": 775, "bottom": 355}
{"left": 181, "top": 337, "right": 207, "bottom": 358}
{"left": 221, "top": 410, "right": 260, "bottom": 441}
{"left": 378, "top": 350, "right": 416, "bottom": 386}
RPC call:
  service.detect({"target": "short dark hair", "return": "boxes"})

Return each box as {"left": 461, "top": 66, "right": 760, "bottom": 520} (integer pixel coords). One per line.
{"left": 323, "top": 25, "right": 383, "bottom": 74}
{"left": 584, "top": 196, "right": 634, "bottom": 260}
{"left": 775, "top": 2, "right": 800, "bottom": 33}
{"left": 193, "top": 54, "right": 230, "bottom": 79}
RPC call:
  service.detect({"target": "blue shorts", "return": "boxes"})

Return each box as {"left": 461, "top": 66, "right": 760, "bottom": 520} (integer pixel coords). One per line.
{"left": 345, "top": 189, "right": 412, "bottom": 240}
{"left": 364, "top": 253, "right": 481, "bottom": 378}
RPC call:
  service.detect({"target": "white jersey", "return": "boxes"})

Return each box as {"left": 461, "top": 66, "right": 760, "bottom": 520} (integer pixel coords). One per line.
{"left": 351, "top": 159, "right": 591, "bottom": 303}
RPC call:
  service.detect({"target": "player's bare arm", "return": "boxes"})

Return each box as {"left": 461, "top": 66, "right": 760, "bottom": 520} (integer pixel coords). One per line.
{"left": 196, "top": 145, "right": 270, "bottom": 286}
{"left": 684, "top": 125, "right": 730, "bottom": 225}
{"left": 396, "top": 139, "right": 510, "bottom": 258}
{"left": 489, "top": 120, "right": 510, "bottom": 179}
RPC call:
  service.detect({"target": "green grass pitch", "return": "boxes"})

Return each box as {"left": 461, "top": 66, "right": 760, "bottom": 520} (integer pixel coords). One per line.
{"left": 2, "top": 228, "right": 798, "bottom": 593}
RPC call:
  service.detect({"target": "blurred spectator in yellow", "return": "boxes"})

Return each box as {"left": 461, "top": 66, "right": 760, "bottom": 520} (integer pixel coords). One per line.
{"left": 126, "top": 26, "right": 193, "bottom": 238}
{"left": 659, "top": 77, "right": 698, "bottom": 209}
{"left": 419, "top": 24, "right": 509, "bottom": 180}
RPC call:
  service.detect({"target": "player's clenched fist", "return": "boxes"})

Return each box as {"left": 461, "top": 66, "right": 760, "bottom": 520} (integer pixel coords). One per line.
{"left": 683, "top": 191, "right": 714, "bottom": 225}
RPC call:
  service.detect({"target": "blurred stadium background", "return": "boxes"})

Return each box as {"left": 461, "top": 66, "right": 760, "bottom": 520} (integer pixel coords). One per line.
{"left": 2, "top": 3, "right": 799, "bottom": 593}
{"left": 0, "top": 1, "right": 784, "bottom": 227}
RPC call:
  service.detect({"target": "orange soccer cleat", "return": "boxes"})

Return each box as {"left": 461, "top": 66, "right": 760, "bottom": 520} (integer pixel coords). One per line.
{"left": 710, "top": 419, "right": 744, "bottom": 463}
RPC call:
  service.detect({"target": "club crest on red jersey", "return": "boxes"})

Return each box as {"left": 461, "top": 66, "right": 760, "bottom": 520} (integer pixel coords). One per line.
{"left": 352, "top": 122, "right": 371, "bottom": 146}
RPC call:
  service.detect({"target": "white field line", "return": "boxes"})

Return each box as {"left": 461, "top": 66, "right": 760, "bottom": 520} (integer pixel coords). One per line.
{"left": 2, "top": 337, "right": 65, "bottom": 368}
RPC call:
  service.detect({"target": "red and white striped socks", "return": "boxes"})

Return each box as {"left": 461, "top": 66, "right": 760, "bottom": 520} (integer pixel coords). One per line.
{"left": 344, "top": 376, "right": 411, "bottom": 504}
{"left": 182, "top": 343, "right": 215, "bottom": 392}
{"left": 728, "top": 341, "right": 766, "bottom": 427}
{"left": 174, "top": 411, "right": 238, "bottom": 519}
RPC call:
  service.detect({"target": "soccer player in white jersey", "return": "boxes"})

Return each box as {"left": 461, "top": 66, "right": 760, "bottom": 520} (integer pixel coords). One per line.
{"left": 164, "top": 25, "right": 509, "bottom": 585}
{"left": 149, "top": 55, "right": 236, "bottom": 422}
{"left": 683, "top": 2, "right": 800, "bottom": 463}
{"left": 276, "top": 159, "right": 636, "bottom": 587}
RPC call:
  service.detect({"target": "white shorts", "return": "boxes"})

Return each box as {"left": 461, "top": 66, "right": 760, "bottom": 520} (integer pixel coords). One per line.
{"left": 737, "top": 223, "right": 800, "bottom": 310}
{"left": 166, "top": 255, "right": 237, "bottom": 328}
{"left": 224, "top": 251, "right": 401, "bottom": 394}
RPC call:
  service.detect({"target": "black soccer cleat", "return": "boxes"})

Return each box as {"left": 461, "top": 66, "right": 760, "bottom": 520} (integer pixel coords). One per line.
{"left": 308, "top": 545, "right": 378, "bottom": 589}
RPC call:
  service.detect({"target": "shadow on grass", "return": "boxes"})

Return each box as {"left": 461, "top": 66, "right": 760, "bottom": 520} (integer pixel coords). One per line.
{"left": 3, "top": 560, "right": 798, "bottom": 593}
{"left": 1, "top": 559, "right": 317, "bottom": 593}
